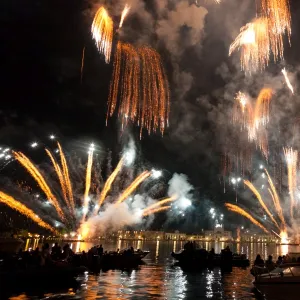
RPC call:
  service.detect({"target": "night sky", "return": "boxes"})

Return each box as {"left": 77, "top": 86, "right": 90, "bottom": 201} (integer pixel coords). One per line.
{"left": 1, "top": 0, "right": 300, "bottom": 233}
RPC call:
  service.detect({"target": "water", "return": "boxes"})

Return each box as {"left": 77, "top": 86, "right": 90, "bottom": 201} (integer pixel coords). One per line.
{"left": 5, "top": 239, "right": 300, "bottom": 299}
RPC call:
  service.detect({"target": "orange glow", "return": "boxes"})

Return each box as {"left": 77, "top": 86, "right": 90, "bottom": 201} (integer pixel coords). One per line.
{"left": 116, "top": 171, "right": 151, "bottom": 204}
{"left": 119, "top": 4, "right": 131, "bottom": 28}
{"left": 143, "top": 196, "right": 176, "bottom": 214}
{"left": 0, "top": 191, "right": 56, "bottom": 233}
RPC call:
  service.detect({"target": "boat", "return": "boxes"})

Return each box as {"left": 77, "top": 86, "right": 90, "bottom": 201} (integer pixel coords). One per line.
{"left": 171, "top": 249, "right": 250, "bottom": 268}
{"left": 0, "top": 237, "right": 24, "bottom": 253}
{"left": 253, "top": 263, "right": 300, "bottom": 299}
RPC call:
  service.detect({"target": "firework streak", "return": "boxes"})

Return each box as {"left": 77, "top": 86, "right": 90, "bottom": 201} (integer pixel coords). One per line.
{"left": 225, "top": 203, "right": 270, "bottom": 233}
{"left": 142, "top": 206, "right": 171, "bottom": 217}
{"left": 91, "top": 6, "right": 113, "bottom": 63}
{"left": 282, "top": 68, "right": 294, "bottom": 94}
{"left": 116, "top": 171, "right": 151, "bottom": 204}
{"left": 142, "top": 196, "right": 176, "bottom": 214}
{"left": 119, "top": 4, "right": 131, "bottom": 28}
{"left": 107, "top": 42, "right": 170, "bottom": 137}
{"left": 0, "top": 191, "right": 56, "bottom": 232}
{"left": 13, "top": 151, "right": 66, "bottom": 221}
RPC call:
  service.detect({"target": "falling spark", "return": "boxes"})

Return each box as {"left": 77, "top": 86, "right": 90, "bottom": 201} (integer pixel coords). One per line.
{"left": 282, "top": 68, "right": 294, "bottom": 94}
{"left": 82, "top": 148, "right": 94, "bottom": 221}
{"left": 142, "top": 206, "right": 171, "bottom": 217}
{"left": 13, "top": 151, "right": 65, "bottom": 221}
{"left": 91, "top": 6, "right": 113, "bottom": 64}
{"left": 244, "top": 180, "right": 280, "bottom": 230}
{"left": 45, "top": 149, "right": 71, "bottom": 213}
{"left": 142, "top": 196, "right": 176, "bottom": 214}
{"left": 119, "top": 4, "right": 131, "bottom": 28}
{"left": 283, "top": 147, "right": 298, "bottom": 219}
{"left": 225, "top": 203, "right": 270, "bottom": 233}
{"left": 95, "top": 158, "right": 124, "bottom": 211}
{"left": 57, "top": 142, "right": 74, "bottom": 212}
{"left": 116, "top": 171, "right": 151, "bottom": 204}
{"left": 80, "top": 46, "right": 85, "bottom": 84}
{"left": 107, "top": 42, "right": 170, "bottom": 137}
{"left": 0, "top": 191, "right": 56, "bottom": 233}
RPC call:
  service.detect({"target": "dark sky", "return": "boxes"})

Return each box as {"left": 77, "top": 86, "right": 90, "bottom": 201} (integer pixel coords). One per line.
{"left": 0, "top": 0, "right": 300, "bottom": 232}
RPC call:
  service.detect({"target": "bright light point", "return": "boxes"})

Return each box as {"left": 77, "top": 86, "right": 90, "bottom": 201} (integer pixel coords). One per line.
{"left": 49, "top": 135, "right": 55, "bottom": 140}
{"left": 221, "top": 214, "right": 224, "bottom": 217}
{"left": 210, "top": 208, "right": 215, "bottom": 214}
{"left": 35, "top": 194, "right": 40, "bottom": 198}
{"left": 94, "top": 204, "right": 99, "bottom": 210}
{"left": 82, "top": 207, "right": 88, "bottom": 214}
{"left": 64, "top": 234, "right": 68, "bottom": 238}
{"left": 179, "top": 197, "right": 192, "bottom": 208}
{"left": 241, "top": 226, "right": 244, "bottom": 229}
{"left": 261, "top": 185, "right": 264, "bottom": 189}
{"left": 5, "top": 155, "right": 11, "bottom": 160}
{"left": 182, "top": 214, "right": 185, "bottom": 217}
{"left": 231, "top": 178, "right": 237, "bottom": 184}
{"left": 70, "top": 232, "right": 76, "bottom": 237}
{"left": 260, "top": 165, "right": 264, "bottom": 169}
{"left": 124, "top": 149, "right": 135, "bottom": 166}
{"left": 237, "top": 178, "right": 241, "bottom": 182}
{"left": 0, "top": 154, "right": 4, "bottom": 158}
{"left": 3, "top": 148, "right": 10, "bottom": 153}
{"left": 35, "top": 215, "right": 39, "bottom": 218}
{"left": 151, "top": 169, "right": 162, "bottom": 179}
{"left": 85, "top": 196, "right": 91, "bottom": 202}
{"left": 31, "top": 142, "right": 38, "bottom": 148}
{"left": 262, "top": 173, "right": 265, "bottom": 178}
{"left": 55, "top": 149, "right": 59, "bottom": 153}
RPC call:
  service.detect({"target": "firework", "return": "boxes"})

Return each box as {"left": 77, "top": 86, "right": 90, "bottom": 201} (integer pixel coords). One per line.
{"left": 107, "top": 42, "right": 170, "bottom": 137}
{"left": 91, "top": 6, "right": 113, "bottom": 64}
{"left": 95, "top": 158, "right": 124, "bottom": 212}
{"left": 282, "top": 68, "right": 294, "bottom": 94}
{"left": 258, "top": 0, "right": 291, "bottom": 43}
{"left": 244, "top": 180, "right": 280, "bottom": 230}
{"left": 283, "top": 147, "right": 298, "bottom": 219}
{"left": 13, "top": 151, "right": 66, "bottom": 222}
{"left": 142, "top": 206, "right": 171, "bottom": 217}
{"left": 0, "top": 191, "right": 56, "bottom": 233}
{"left": 57, "top": 143, "right": 74, "bottom": 211}
{"left": 119, "top": 4, "right": 131, "bottom": 28}
{"left": 225, "top": 203, "right": 270, "bottom": 233}
{"left": 116, "top": 171, "right": 151, "bottom": 204}
{"left": 142, "top": 196, "right": 176, "bottom": 214}
{"left": 82, "top": 147, "right": 94, "bottom": 221}
{"left": 80, "top": 46, "right": 85, "bottom": 84}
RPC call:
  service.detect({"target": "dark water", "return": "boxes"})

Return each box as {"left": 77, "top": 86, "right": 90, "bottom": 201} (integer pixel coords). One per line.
{"left": 5, "top": 239, "right": 300, "bottom": 299}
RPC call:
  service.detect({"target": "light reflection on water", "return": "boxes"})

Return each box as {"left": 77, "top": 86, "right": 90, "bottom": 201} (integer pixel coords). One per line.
{"left": 9, "top": 240, "right": 300, "bottom": 299}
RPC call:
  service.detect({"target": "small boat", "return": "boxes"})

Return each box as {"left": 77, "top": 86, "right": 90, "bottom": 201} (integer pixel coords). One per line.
{"left": 171, "top": 249, "right": 250, "bottom": 268}
{"left": 253, "top": 263, "right": 300, "bottom": 299}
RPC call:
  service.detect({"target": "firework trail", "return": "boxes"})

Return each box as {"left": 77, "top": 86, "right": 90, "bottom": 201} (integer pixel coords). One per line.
{"left": 13, "top": 151, "right": 66, "bottom": 222}
{"left": 116, "top": 171, "right": 151, "bottom": 204}
{"left": 80, "top": 46, "right": 85, "bottom": 84}
{"left": 142, "top": 206, "right": 171, "bottom": 217}
{"left": 91, "top": 6, "right": 113, "bottom": 64}
{"left": 107, "top": 42, "right": 170, "bottom": 137}
{"left": 244, "top": 180, "right": 280, "bottom": 230}
{"left": 82, "top": 147, "right": 94, "bottom": 221}
{"left": 282, "top": 68, "right": 294, "bottom": 94}
{"left": 142, "top": 196, "right": 176, "bottom": 214}
{"left": 119, "top": 4, "right": 131, "bottom": 28}
{"left": 95, "top": 158, "right": 124, "bottom": 211}
{"left": 283, "top": 147, "right": 298, "bottom": 219}
{"left": 57, "top": 142, "right": 74, "bottom": 212}
{"left": 225, "top": 203, "right": 270, "bottom": 233}
{"left": 0, "top": 191, "right": 56, "bottom": 233}
{"left": 265, "top": 169, "right": 287, "bottom": 231}
{"left": 45, "top": 149, "right": 71, "bottom": 214}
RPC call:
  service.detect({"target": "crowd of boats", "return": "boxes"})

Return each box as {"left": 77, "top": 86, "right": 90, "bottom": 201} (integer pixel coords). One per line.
{"left": 1, "top": 238, "right": 300, "bottom": 298}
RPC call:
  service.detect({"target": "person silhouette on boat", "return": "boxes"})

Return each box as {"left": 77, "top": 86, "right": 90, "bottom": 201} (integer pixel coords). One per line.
{"left": 276, "top": 256, "right": 283, "bottom": 265}
{"left": 52, "top": 243, "right": 62, "bottom": 259}
{"left": 98, "top": 244, "right": 104, "bottom": 256}
{"left": 254, "top": 254, "right": 264, "bottom": 267}
{"left": 265, "top": 255, "right": 276, "bottom": 271}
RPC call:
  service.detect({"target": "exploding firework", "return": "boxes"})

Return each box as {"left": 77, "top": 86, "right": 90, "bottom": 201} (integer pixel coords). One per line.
{"left": 282, "top": 68, "right": 294, "bottom": 94}
{"left": 91, "top": 6, "right": 113, "bottom": 64}
{"left": 225, "top": 203, "right": 270, "bottom": 233}
{"left": 283, "top": 147, "right": 298, "bottom": 219}
{"left": 229, "top": 15, "right": 288, "bottom": 72}
{"left": 119, "top": 4, "right": 131, "bottom": 28}
{"left": 107, "top": 42, "right": 170, "bottom": 137}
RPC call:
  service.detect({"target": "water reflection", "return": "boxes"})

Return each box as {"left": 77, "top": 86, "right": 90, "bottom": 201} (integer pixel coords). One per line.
{"left": 13, "top": 240, "right": 300, "bottom": 299}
